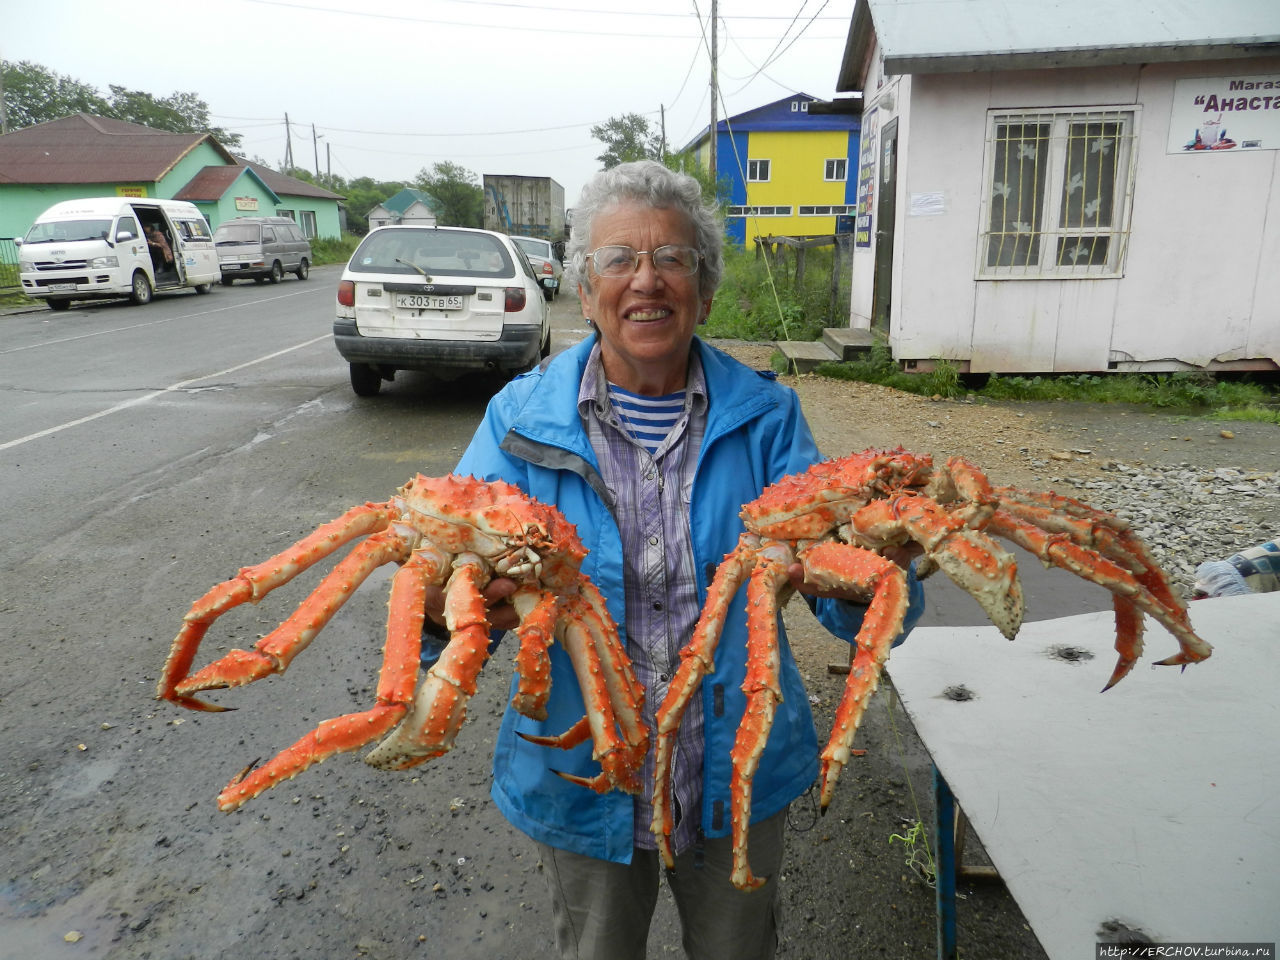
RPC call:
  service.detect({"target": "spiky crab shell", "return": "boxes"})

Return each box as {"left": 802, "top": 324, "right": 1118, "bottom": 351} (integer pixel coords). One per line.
{"left": 741, "top": 449, "right": 936, "bottom": 541}
{"left": 397, "top": 474, "right": 587, "bottom": 578}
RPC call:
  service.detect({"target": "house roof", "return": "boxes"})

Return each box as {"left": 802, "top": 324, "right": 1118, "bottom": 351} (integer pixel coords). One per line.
{"left": 0, "top": 113, "right": 238, "bottom": 184}
{"left": 237, "top": 157, "right": 345, "bottom": 201}
{"left": 682, "top": 93, "right": 860, "bottom": 152}
{"left": 380, "top": 187, "right": 439, "bottom": 215}
{"left": 171, "top": 165, "right": 282, "bottom": 204}
{"left": 837, "top": 0, "right": 1280, "bottom": 90}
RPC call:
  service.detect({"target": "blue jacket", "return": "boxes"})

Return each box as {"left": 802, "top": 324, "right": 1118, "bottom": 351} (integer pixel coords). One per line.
{"left": 454, "top": 335, "right": 923, "bottom": 863}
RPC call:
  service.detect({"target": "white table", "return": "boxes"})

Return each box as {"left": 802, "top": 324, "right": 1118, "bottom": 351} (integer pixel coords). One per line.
{"left": 886, "top": 591, "right": 1280, "bottom": 957}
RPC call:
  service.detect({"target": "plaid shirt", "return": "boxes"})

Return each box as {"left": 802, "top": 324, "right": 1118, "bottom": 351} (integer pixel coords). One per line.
{"left": 578, "top": 342, "right": 708, "bottom": 854}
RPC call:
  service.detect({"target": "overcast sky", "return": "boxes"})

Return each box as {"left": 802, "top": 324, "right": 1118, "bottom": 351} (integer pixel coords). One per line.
{"left": 4, "top": 0, "right": 857, "bottom": 205}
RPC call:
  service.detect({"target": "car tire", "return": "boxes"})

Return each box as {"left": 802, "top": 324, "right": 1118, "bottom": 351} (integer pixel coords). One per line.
{"left": 47, "top": 299, "right": 71, "bottom": 311}
{"left": 540, "top": 325, "right": 552, "bottom": 359}
{"left": 221, "top": 277, "right": 235, "bottom": 286}
{"left": 194, "top": 283, "right": 212, "bottom": 294}
{"left": 349, "top": 363, "right": 383, "bottom": 397}
{"left": 295, "top": 259, "right": 310, "bottom": 281}
{"left": 268, "top": 261, "right": 284, "bottom": 284}
{"left": 130, "top": 271, "right": 153, "bottom": 305}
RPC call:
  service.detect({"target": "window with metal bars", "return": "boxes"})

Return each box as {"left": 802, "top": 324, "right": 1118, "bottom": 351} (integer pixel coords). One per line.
{"left": 978, "top": 108, "right": 1138, "bottom": 278}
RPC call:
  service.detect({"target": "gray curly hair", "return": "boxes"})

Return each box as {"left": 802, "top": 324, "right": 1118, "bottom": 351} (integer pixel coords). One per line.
{"left": 564, "top": 160, "right": 723, "bottom": 300}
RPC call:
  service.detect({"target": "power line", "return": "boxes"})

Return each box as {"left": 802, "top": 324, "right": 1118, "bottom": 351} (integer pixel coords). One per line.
{"left": 241, "top": 0, "right": 848, "bottom": 39}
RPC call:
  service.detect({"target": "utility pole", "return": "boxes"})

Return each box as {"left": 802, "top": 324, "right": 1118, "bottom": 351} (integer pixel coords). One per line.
{"left": 312, "top": 124, "right": 321, "bottom": 178}
{"left": 709, "top": 0, "right": 718, "bottom": 183}
{"left": 660, "top": 104, "right": 666, "bottom": 161}
{"left": 326, "top": 142, "right": 331, "bottom": 180}
{"left": 0, "top": 58, "right": 8, "bottom": 135}
{"left": 284, "top": 113, "right": 294, "bottom": 171}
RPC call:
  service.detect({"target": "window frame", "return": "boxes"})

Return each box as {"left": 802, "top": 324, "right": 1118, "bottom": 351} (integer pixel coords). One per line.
{"left": 298, "top": 210, "right": 317, "bottom": 239}
{"left": 977, "top": 106, "right": 1139, "bottom": 280}
{"left": 824, "top": 158, "right": 848, "bottom": 181}
{"left": 725, "top": 205, "right": 793, "bottom": 217}
{"left": 746, "top": 159, "right": 771, "bottom": 182}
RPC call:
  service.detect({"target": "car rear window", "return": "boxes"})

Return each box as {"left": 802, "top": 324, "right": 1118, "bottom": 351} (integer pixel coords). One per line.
{"left": 349, "top": 230, "right": 516, "bottom": 278}
{"left": 214, "top": 223, "right": 261, "bottom": 243}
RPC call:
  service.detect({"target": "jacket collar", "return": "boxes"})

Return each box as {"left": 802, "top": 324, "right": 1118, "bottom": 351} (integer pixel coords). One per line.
{"left": 509, "top": 335, "right": 778, "bottom": 458}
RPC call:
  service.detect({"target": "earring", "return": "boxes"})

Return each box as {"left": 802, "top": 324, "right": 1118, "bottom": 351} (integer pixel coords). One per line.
{"left": 584, "top": 317, "right": 594, "bottom": 327}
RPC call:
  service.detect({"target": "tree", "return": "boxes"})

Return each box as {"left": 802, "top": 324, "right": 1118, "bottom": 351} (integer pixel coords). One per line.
{"left": 340, "top": 177, "right": 405, "bottom": 236}
{"left": 415, "top": 162, "right": 484, "bottom": 227}
{"left": 106, "top": 85, "right": 243, "bottom": 149}
{"left": 1, "top": 60, "right": 108, "bottom": 130}
{"left": 0, "top": 60, "right": 242, "bottom": 148}
{"left": 663, "top": 148, "right": 724, "bottom": 208}
{"left": 590, "top": 113, "right": 661, "bottom": 169}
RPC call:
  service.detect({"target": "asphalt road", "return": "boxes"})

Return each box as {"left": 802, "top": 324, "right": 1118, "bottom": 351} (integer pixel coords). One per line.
{"left": 0, "top": 268, "right": 613, "bottom": 959}
{"left": 1, "top": 271, "right": 1056, "bottom": 960}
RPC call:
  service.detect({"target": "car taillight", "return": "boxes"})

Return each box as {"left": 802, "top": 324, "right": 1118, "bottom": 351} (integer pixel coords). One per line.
{"left": 504, "top": 286, "right": 526, "bottom": 312}
{"left": 337, "top": 279, "right": 355, "bottom": 307}
{"left": 540, "top": 262, "right": 553, "bottom": 276}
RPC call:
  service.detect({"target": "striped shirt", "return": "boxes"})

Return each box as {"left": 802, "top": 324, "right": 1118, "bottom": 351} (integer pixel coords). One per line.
{"left": 579, "top": 342, "right": 708, "bottom": 854}
{"left": 606, "top": 384, "right": 687, "bottom": 456}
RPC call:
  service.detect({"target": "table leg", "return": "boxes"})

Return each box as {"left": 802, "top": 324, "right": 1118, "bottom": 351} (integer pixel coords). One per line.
{"left": 934, "top": 765, "right": 958, "bottom": 960}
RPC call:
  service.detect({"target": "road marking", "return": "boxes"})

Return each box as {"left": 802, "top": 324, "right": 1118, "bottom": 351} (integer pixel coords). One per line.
{"left": 0, "top": 287, "right": 325, "bottom": 355}
{"left": 0, "top": 335, "right": 331, "bottom": 452}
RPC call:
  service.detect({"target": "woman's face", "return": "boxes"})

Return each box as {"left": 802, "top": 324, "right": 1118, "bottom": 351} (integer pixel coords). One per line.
{"left": 578, "top": 201, "right": 712, "bottom": 396}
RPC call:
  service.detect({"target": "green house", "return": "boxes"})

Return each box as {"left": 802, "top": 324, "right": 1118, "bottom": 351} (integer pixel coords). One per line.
{"left": 0, "top": 114, "right": 344, "bottom": 240}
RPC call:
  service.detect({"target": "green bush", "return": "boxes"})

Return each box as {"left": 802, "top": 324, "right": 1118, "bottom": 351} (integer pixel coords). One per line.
{"left": 310, "top": 233, "right": 361, "bottom": 266}
{"left": 704, "top": 243, "right": 838, "bottom": 342}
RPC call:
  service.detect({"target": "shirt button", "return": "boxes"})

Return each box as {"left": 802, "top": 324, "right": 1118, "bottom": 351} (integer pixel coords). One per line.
{"left": 659, "top": 673, "right": 669, "bottom": 682}
{"left": 648, "top": 536, "right": 659, "bottom": 546}
{"left": 652, "top": 601, "right": 663, "bottom": 611}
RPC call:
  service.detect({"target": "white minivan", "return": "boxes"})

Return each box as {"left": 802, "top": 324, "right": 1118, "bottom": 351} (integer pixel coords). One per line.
{"left": 17, "top": 197, "right": 219, "bottom": 310}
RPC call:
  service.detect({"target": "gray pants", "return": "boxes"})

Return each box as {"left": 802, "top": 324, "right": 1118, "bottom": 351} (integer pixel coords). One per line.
{"left": 536, "top": 808, "right": 787, "bottom": 960}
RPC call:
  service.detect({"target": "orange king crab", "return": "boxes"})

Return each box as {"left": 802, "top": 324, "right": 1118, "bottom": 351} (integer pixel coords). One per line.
{"left": 651, "top": 448, "right": 1214, "bottom": 891}
{"left": 157, "top": 474, "right": 648, "bottom": 812}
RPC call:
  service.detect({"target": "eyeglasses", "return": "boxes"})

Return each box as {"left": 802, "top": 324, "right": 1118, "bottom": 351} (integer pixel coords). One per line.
{"left": 587, "top": 244, "right": 703, "bottom": 278}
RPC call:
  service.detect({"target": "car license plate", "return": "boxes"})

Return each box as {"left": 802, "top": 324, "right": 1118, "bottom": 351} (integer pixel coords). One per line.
{"left": 48, "top": 283, "right": 77, "bottom": 291}
{"left": 396, "top": 294, "right": 463, "bottom": 310}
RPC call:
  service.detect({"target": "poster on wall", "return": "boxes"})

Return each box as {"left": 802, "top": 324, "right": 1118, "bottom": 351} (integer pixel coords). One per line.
{"left": 855, "top": 107, "right": 878, "bottom": 247}
{"left": 1167, "top": 74, "right": 1280, "bottom": 153}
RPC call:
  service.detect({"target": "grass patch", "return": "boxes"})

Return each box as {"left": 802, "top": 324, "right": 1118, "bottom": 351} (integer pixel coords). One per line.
{"left": 703, "top": 243, "right": 837, "bottom": 342}
{"left": 815, "top": 341, "right": 1280, "bottom": 422}
{"left": 309, "top": 233, "right": 361, "bottom": 266}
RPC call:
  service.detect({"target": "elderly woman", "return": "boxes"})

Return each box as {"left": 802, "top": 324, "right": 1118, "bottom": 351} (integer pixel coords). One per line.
{"left": 435, "top": 160, "right": 923, "bottom": 960}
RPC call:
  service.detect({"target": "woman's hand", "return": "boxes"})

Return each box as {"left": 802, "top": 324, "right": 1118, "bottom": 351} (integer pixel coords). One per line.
{"left": 423, "top": 577, "right": 521, "bottom": 633}
{"left": 787, "top": 542, "right": 923, "bottom": 601}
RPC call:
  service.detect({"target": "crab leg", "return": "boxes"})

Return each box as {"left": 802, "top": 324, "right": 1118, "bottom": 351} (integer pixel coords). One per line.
{"left": 652, "top": 536, "right": 757, "bottom": 866}
{"left": 851, "top": 496, "right": 1024, "bottom": 639}
{"left": 508, "top": 586, "right": 559, "bottom": 720}
{"left": 364, "top": 553, "right": 492, "bottom": 770}
{"left": 798, "top": 542, "right": 909, "bottom": 808}
{"left": 728, "top": 542, "right": 793, "bottom": 891}
{"left": 983, "top": 511, "right": 1212, "bottom": 685}
{"left": 993, "top": 486, "right": 1192, "bottom": 627}
{"left": 216, "top": 543, "right": 450, "bottom": 811}
{"left": 577, "top": 580, "right": 648, "bottom": 773}
{"left": 540, "top": 592, "right": 647, "bottom": 795}
{"left": 172, "top": 524, "right": 418, "bottom": 709}
{"left": 157, "top": 501, "right": 401, "bottom": 710}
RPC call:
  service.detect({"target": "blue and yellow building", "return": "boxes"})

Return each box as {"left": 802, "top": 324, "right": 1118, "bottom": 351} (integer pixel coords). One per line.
{"left": 684, "top": 93, "right": 861, "bottom": 247}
